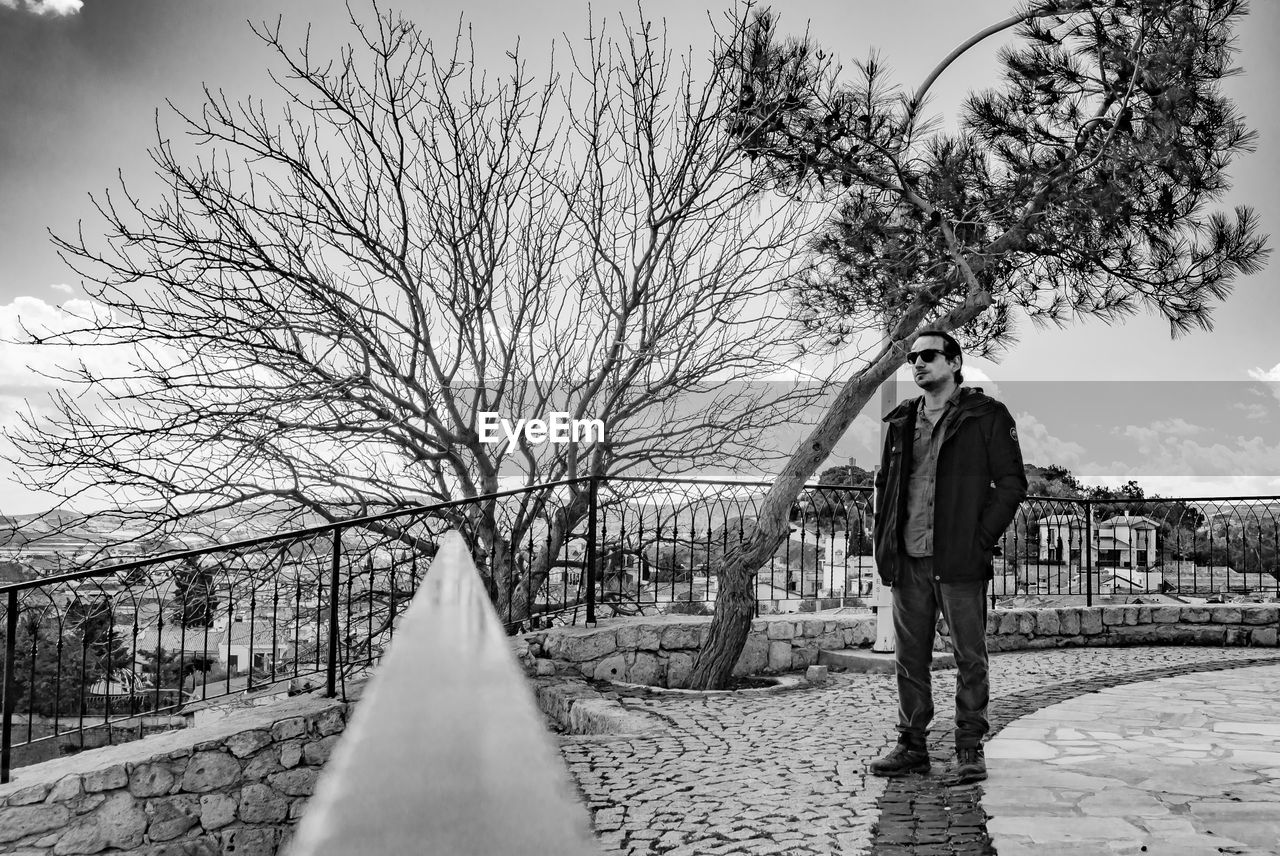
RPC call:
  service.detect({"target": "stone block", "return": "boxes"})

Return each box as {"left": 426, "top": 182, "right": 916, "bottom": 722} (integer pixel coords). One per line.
{"left": 996, "top": 611, "right": 1019, "bottom": 635}
{"left": 792, "top": 648, "right": 819, "bottom": 669}
{"left": 1211, "top": 607, "right": 1243, "bottom": 624}
{"left": 145, "top": 794, "right": 201, "bottom": 841}
{"left": 765, "top": 621, "right": 795, "bottom": 640}
{"left": 129, "top": 763, "right": 177, "bottom": 798}
{"left": 220, "top": 827, "right": 277, "bottom": 856}
{"left": 5, "top": 782, "right": 51, "bottom": 806}
{"left": 54, "top": 791, "right": 145, "bottom": 855}
{"left": 242, "top": 748, "right": 283, "bottom": 780}
{"left": 805, "top": 665, "right": 829, "bottom": 684}
{"left": 816, "top": 631, "right": 844, "bottom": 651}
{"left": 75, "top": 793, "right": 106, "bottom": 815}
{"left": 731, "top": 635, "right": 768, "bottom": 677}
{"left": 302, "top": 735, "right": 340, "bottom": 766}
{"left": 270, "top": 717, "right": 307, "bottom": 742}
{"left": 83, "top": 765, "right": 128, "bottom": 793}
{"left": 627, "top": 652, "right": 664, "bottom": 686}
{"left": 660, "top": 624, "right": 701, "bottom": 650}
{"left": 199, "top": 793, "right": 237, "bottom": 830}
{"left": 181, "top": 753, "right": 241, "bottom": 793}
{"left": 238, "top": 783, "right": 289, "bottom": 823}
{"left": 1035, "top": 609, "right": 1060, "bottom": 636}
{"left": 615, "top": 624, "right": 638, "bottom": 649}
{"left": 1241, "top": 605, "right": 1279, "bottom": 625}
{"left": 846, "top": 621, "right": 874, "bottom": 647}
{"left": 279, "top": 741, "right": 304, "bottom": 769}
{"left": 767, "top": 641, "right": 792, "bottom": 672}
{"left": 225, "top": 730, "right": 273, "bottom": 759}
{"left": 593, "top": 654, "right": 627, "bottom": 681}
{"left": 1152, "top": 606, "right": 1181, "bottom": 623}
{"left": 1058, "top": 609, "right": 1081, "bottom": 635}
{"left": 1252, "top": 627, "right": 1278, "bottom": 646}
{"left": 1185, "top": 625, "right": 1227, "bottom": 645}
{"left": 314, "top": 706, "right": 346, "bottom": 737}
{"left": 47, "top": 775, "right": 83, "bottom": 803}
{"left": 1101, "top": 606, "right": 1125, "bottom": 626}
{"left": 146, "top": 835, "right": 220, "bottom": 856}
{"left": 560, "top": 631, "right": 619, "bottom": 662}
{"left": 1016, "top": 611, "right": 1036, "bottom": 635}
{"left": 800, "top": 619, "right": 826, "bottom": 638}
{"left": 1079, "top": 610, "right": 1104, "bottom": 635}
{"left": 1182, "top": 607, "right": 1211, "bottom": 623}
{"left": 534, "top": 659, "right": 556, "bottom": 676}
{"left": 1225, "top": 627, "right": 1249, "bottom": 646}
{"left": 1150, "top": 624, "right": 1186, "bottom": 643}
{"left": 665, "top": 652, "right": 694, "bottom": 688}
{"left": 267, "top": 768, "right": 319, "bottom": 797}
{"left": 289, "top": 797, "right": 309, "bottom": 820}
{"left": 1122, "top": 606, "right": 1139, "bottom": 626}
{"left": 0, "top": 804, "right": 70, "bottom": 844}
{"left": 636, "top": 626, "right": 662, "bottom": 651}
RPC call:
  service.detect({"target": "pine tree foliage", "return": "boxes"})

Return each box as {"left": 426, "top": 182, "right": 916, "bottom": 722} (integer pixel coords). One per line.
{"left": 722, "top": 0, "right": 1268, "bottom": 352}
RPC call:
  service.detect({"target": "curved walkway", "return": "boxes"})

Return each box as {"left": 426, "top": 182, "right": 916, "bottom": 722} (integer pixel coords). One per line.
{"left": 556, "top": 646, "right": 1280, "bottom": 856}
{"left": 983, "top": 663, "right": 1280, "bottom": 856}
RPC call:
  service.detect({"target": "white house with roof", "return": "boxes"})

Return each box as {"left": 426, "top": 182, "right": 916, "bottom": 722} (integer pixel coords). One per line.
{"left": 1037, "top": 514, "right": 1085, "bottom": 564}
{"left": 1094, "top": 512, "right": 1160, "bottom": 569}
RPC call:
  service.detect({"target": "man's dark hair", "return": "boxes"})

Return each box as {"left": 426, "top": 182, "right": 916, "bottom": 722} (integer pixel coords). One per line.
{"left": 912, "top": 329, "right": 964, "bottom": 385}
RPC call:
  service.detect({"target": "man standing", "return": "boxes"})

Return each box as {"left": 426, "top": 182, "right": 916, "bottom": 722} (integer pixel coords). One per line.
{"left": 869, "top": 330, "right": 1027, "bottom": 783}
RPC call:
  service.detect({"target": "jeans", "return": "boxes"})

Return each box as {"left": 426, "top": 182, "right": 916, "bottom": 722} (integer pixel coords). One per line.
{"left": 891, "top": 554, "right": 990, "bottom": 749}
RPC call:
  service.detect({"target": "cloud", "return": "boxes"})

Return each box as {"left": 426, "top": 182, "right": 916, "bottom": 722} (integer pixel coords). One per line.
{"left": 1233, "top": 402, "right": 1269, "bottom": 421}
{"left": 0, "top": 0, "right": 83, "bottom": 15}
{"left": 1012, "top": 411, "right": 1085, "bottom": 469}
{"left": 0, "top": 296, "right": 126, "bottom": 388}
{"left": 49, "top": 283, "right": 74, "bottom": 294}
{"left": 1145, "top": 417, "right": 1203, "bottom": 437}
{"left": 1086, "top": 422, "right": 1280, "bottom": 484}
{"left": 1248, "top": 362, "right": 1280, "bottom": 404}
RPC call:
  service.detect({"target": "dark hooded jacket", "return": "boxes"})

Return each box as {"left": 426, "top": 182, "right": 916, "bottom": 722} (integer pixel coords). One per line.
{"left": 873, "top": 386, "right": 1027, "bottom": 584}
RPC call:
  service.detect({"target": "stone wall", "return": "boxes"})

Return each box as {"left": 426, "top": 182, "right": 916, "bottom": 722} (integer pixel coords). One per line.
{"left": 0, "top": 692, "right": 350, "bottom": 856}
{"left": 976, "top": 603, "right": 1279, "bottom": 652}
{"left": 517, "top": 614, "right": 897, "bottom": 688}
{"left": 517, "top": 604, "right": 1280, "bottom": 687}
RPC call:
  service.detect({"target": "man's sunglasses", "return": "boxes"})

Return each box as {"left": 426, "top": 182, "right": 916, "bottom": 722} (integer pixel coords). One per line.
{"left": 906, "top": 348, "right": 948, "bottom": 365}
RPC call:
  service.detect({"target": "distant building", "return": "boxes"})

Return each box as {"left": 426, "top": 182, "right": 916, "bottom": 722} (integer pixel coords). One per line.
{"left": 1094, "top": 513, "right": 1159, "bottom": 569}
{"left": 1037, "top": 514, "right": 1085, "bottom": 565}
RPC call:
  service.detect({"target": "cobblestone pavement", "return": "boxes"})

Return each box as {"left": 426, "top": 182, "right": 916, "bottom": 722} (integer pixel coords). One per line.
{"left": 558, "top": 646, "right": 1280, "bottom": 856}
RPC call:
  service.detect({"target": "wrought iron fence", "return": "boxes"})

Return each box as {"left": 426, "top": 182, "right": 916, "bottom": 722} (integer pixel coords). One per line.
{"left": 995, "top": 496, "right": 1280, "bottom": 602}
{"left": 2, "top": 478, "right": 1277, "bottom": 782}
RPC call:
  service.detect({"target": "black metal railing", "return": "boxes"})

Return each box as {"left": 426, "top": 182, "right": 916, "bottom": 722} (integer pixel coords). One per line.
{"left": 995, "top": 495, "right": 1280, "bottom": 604}
{"left": 2, "top": 479, "right": 1277, "bottom": 782}
{"left": 0, "top": 479, "right": 586, "bottom": 782}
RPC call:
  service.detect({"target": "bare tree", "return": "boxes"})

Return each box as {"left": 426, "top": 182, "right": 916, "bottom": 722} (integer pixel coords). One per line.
{"left": 5, "top": 4, "right": 826, "bottom": 625}
{"left": 688, "top": 0, "right": 1269, "bottom": 688}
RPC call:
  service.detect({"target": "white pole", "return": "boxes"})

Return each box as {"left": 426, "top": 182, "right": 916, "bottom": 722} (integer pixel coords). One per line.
{"left": 872, "top": 374, "right": 897, "bottom": 653}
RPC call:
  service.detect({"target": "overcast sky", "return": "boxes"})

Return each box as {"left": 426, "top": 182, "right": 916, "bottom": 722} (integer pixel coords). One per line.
{"left": 1, "top": 0, "right": 1277, "bottom": 513}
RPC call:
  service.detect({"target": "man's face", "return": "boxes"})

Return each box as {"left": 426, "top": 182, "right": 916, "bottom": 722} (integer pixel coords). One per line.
{"left": 908, "top": 335, "right": 958, "bottom": 392}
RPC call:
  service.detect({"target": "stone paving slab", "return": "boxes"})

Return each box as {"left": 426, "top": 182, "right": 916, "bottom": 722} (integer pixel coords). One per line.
{"left": 983, "top": 663, "right": 1280, "bottom": 856}
{"left": 557, "top": 646, "right": 1280, "bottom": 856}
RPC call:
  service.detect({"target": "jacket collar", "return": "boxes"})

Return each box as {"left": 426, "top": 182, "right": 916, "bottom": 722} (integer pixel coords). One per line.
{"left": 883, "top": 385, "right": 992, "bottom": 425}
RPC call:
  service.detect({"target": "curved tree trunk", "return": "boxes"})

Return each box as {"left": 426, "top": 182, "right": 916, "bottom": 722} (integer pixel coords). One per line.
{"left": 687, "top": 348, "right": 907, "bottom": 689}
